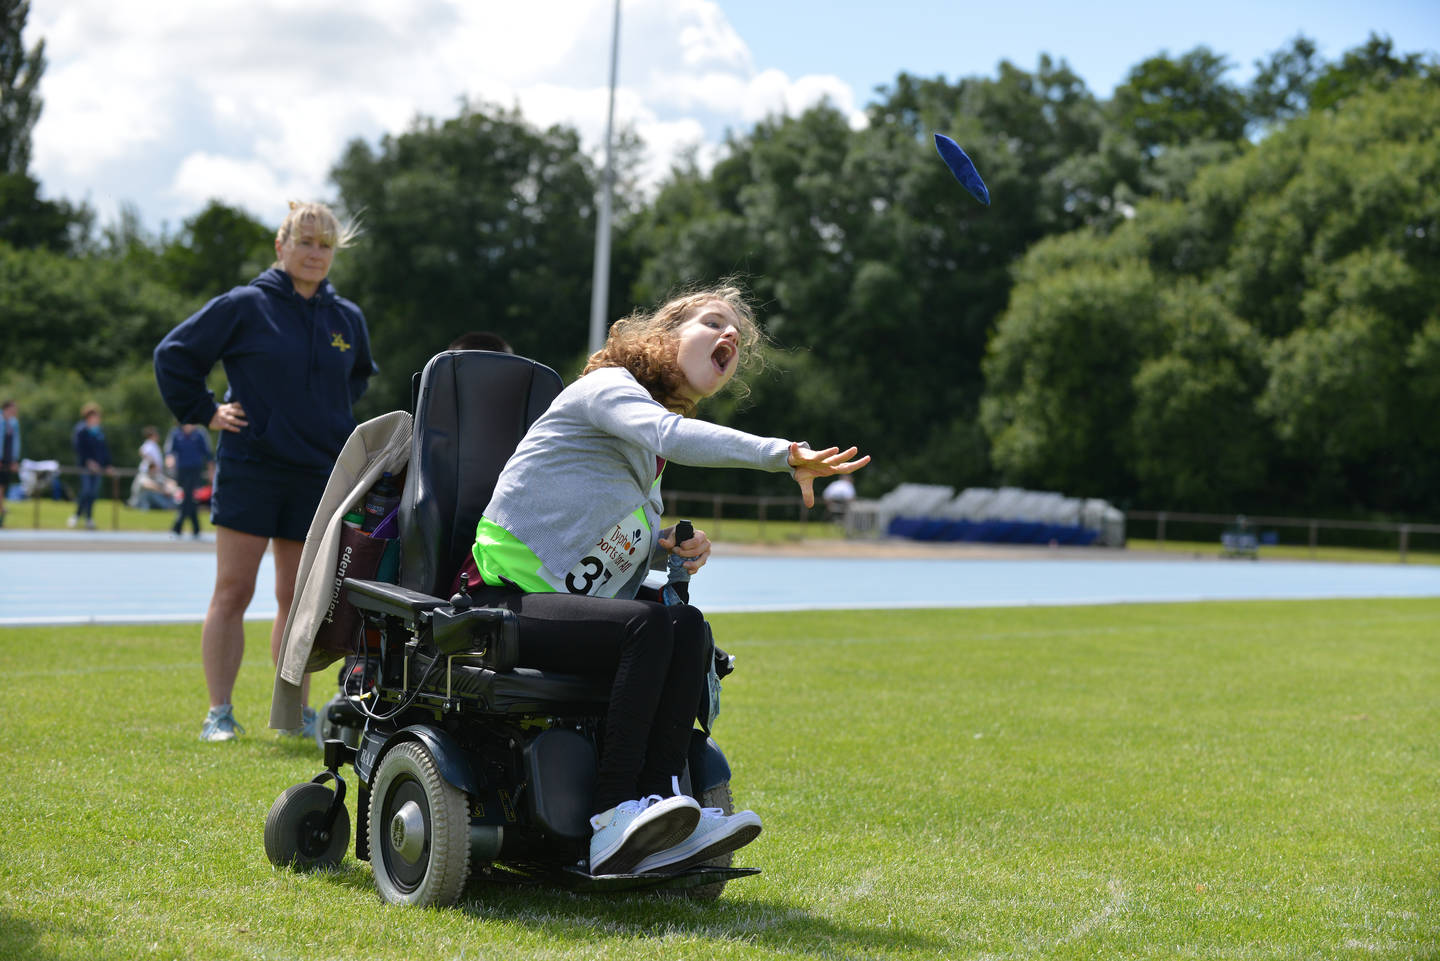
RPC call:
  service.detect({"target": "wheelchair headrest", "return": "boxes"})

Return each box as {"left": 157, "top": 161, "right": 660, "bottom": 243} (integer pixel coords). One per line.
{"left": 399, "top": 350, "right": 563, "bottom": 597}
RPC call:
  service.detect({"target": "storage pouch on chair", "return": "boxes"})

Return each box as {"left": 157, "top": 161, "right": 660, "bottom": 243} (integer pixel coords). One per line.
{"left": 696, "top": 621, "right": 722, "bottom": 735}
{"left": 310, "top": 524, "right": 395, "bottom": 668}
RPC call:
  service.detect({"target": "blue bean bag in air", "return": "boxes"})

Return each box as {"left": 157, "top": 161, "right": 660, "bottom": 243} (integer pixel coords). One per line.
{"left": 934, "top": 133, "right": 990, "bottom": 206}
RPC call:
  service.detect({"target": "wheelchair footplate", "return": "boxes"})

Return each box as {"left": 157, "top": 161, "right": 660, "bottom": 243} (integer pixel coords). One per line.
{"left": 558, "top": 865, "right": 761, "bottom": 893}
{"left": 472, "top": 862, "right": 759, "bottom": 893}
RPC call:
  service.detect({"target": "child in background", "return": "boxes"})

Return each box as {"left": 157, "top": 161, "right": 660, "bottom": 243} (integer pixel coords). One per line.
{"left": 70, "top": 402, "right": 113, "bottom": 530}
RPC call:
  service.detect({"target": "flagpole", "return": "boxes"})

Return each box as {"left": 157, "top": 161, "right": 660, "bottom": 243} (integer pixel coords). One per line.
{"left": 588, "top": 0, "right": 622, "bottom": 355}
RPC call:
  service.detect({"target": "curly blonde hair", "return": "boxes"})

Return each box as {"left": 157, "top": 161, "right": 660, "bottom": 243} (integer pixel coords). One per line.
{"left": 582, "top": 285, "right": 765, "bottom": 414}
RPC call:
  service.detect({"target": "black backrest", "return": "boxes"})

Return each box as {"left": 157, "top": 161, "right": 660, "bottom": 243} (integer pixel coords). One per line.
{"left": 399, "top": 350, "right": 564, "bottom": 597}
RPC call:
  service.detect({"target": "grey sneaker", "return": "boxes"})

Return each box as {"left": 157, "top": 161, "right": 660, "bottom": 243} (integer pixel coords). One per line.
{"left": 279, "top": 705, "right": 318, "bottom": 740}
{"left": 635, "top": 805, "right": 762, "bottom": 874}
{"left": 200, "top": 704, "right": 244, "bottom": 742}
{"left": 588, "top": 794, "right": 700, "bottom": 876}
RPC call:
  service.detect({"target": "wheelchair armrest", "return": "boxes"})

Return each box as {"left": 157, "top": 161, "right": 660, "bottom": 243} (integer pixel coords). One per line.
{"left": 429, "top": 605, "right": 519, "bottom": 669}
{"left": 345, "top": 579, "right": 447, "bottom": 620}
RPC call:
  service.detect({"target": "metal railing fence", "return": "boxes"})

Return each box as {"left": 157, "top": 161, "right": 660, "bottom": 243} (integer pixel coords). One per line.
{"left": 9, "top": 476, "right": 1440, "bottom": 563}
{"left": 1126, "top": 510, "right": 1440, "bottom": 563}
{"left": 6, "top": 464, "right": 145, "bottom": 530}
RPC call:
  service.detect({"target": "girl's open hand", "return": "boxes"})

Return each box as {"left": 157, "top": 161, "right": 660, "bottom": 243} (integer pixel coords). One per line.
{"left": 788, "top": 442, "right": 870, "bottom": 508}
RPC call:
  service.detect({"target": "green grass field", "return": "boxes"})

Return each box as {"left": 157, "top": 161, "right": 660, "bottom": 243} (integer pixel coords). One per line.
{"left": 5, "top": 498, "right": 851, "bottom": 544}
{"left": 4, "top": 497, "right": 182, "bottom": 532}
{"left": 2, "top": 599, "right": 1436, "bottom": 959}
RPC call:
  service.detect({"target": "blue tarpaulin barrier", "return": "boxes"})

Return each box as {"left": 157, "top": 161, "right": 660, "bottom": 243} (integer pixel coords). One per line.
{"left": 888, "top": 516, "right": 1100, "bottom": 546}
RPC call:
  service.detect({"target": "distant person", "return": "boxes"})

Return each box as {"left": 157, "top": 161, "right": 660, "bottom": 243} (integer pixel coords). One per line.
{"left": 448, "top": 331, "right": 513, "bottom": 353}
{"left": 154, "top": 200, "right": 376, "bottom": 743}
{"left": 70, "top": 402, "right": 113, "bottom": 530}
{"left": 130, "top": 425, "right": 178, "bottom": 511}
{"left": 822, "top": 474, "right": 856, "bottom": 520}
{"left": 165, "top": 421, "right": 213, "bottom": 539}
{"left": 0, "top": 399, "right": 19, "bottom": 528}
{"left": 139, "top": 426, "right": 165, "bottom": 478}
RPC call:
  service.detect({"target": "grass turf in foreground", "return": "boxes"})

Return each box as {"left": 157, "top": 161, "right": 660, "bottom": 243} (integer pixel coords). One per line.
{"left": 1, "top": 599, "right": 1436, "bottom": 960}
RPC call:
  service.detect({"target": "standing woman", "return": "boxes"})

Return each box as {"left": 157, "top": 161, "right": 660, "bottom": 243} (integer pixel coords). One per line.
{"left": 155, "top": 202, "right": 375, "bottom": 742}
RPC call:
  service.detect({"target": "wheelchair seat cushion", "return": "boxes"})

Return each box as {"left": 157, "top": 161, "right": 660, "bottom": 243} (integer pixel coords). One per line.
{"left": 411, "top": 650, "right": 610, "bottom": 713}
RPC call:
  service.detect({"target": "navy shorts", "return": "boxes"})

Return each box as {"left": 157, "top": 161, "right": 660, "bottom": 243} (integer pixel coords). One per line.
{"left": 210, "top": 458, "right": 329, "bottom": 542}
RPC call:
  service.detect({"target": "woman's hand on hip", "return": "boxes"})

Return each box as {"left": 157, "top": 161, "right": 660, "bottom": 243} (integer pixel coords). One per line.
{"left": 209, "top": 402, "right": 248, "bottom": 433}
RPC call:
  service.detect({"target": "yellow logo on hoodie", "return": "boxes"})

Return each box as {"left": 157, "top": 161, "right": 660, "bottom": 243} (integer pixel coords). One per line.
{"left": 330, "top": 332, "right": 351, "bottom": 352}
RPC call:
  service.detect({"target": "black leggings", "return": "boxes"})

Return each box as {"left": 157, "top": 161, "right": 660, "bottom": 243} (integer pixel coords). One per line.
{"left": 476, "top": 587, "right": 708, "bottom": 814}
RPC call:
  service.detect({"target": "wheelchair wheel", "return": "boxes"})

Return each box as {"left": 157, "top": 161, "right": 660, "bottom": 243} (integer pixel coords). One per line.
{"left": 681, "top": 780, "right": 735, "bottom": 901}
{"left": 368, "top": 741, "right": 471, "bottom": 907}
{"left": 264, "top": 782, "right": 350, "bottom": 871}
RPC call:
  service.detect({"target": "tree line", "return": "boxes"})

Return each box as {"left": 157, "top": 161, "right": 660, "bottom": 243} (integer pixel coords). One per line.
{"left": 3, "top": 1, "right": 1438, "bottom": 518}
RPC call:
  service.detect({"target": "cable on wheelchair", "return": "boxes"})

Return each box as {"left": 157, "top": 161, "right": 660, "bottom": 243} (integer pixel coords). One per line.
{"left": 336, "top": 625, "right": 449, "bottom": 720}
{"left": 348, "top": 651, "right": 446, "bottom": 724}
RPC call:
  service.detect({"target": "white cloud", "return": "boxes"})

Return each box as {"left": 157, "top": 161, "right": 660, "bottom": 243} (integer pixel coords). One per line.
{"left": 169, "top": 153, "right": 293, "bottom": 218}
{"left": 25, "top": 0, "right": 864, "bottom": 230}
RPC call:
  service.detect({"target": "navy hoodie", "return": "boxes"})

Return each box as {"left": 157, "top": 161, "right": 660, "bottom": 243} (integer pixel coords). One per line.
{"left": 154, "top": 268, "right": 377, "bottom": 474}
{"left": 72, "top": 421, "right": 111, "bottom": 470}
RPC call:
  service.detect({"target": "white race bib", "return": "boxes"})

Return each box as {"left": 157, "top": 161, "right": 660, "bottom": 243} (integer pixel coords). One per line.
{"left": 538, "top": 509, "right": 652, "bottom": 597}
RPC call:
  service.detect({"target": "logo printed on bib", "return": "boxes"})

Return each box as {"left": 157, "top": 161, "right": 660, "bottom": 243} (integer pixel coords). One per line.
{"left": 596, "top": 524, "right": 640, "bottom": 569}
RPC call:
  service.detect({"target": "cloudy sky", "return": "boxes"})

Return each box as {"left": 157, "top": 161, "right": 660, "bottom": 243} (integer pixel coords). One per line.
{"left": 25, "top": 0, "right": 1440, "bottom": 233}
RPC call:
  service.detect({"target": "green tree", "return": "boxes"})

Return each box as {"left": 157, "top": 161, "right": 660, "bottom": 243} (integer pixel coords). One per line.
{"left": 330, "top": 99, "right": 599, "bottom": 414}
{"left": 984, "top": 73, "right": 1440, "bottom": 513}
{"left": 0, "top": 0, "right": 42, "bottom": 174}
{"left": 1247, "top": 34, "right": 1324, "bottom": 129}
{"left": 160, "top": 200, "right": 273, "bottom": 297}
{"left": 0, "top": 0, "right": 84, "bottom": 251}
{"left": 1111, "top": 47, "right": 1248, "bottom": 154}
{"left": 980, "top": 249, "right": 1165, "bottom": 499}
{"left": 1309, "top": 33, "right": 1439, "bottom": 111}
{"left": 0, "top": 243, "right": 195, "bottom": 380}
{"left": 630, "top": 57, "right": 1115, "bottom": 494}
{"left": 0, "top": 359, "right": 184, "bottom": 467}
{"left": 1129, "top": 283, "right": 1269, "bottom": 507}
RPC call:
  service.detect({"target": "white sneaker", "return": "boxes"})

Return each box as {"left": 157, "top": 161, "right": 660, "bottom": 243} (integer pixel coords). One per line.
{"left": 634, "top": 805, "right": 762, "bottom": 874}
{"left": 66, "top": 516, "right": 78, "bottom": 529}
{"left": 588, "top": 794, "right": 700, "bottom": 876}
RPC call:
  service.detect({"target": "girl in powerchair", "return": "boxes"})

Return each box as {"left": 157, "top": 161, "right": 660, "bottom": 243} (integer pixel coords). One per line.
{"left": 461, "top": 285, "right": 869, "bottom": 876}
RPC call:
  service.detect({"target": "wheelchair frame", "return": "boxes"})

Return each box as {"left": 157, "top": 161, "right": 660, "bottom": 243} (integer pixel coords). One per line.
{"left": 264, "top": 350, "right": 758, "bottom": 908}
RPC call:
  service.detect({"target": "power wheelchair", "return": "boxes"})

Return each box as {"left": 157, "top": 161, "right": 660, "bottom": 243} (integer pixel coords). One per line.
{"left": 263, "top": 350, "right": 757, "bottom": 906}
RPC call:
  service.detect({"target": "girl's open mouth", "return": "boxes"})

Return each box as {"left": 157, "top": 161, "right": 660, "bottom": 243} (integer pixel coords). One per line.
{"left": 712, "top": 342, "right": 734, "bottom": 373}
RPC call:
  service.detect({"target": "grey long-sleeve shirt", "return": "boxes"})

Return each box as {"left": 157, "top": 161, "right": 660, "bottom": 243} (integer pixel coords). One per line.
{"left": 483, "top": 366, "right": 795, "bottom": 593}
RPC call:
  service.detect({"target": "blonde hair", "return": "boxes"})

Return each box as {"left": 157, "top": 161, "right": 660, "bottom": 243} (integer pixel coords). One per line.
{"left": 582, "top": 285, "right": 765, "bottom": 414}
{"left": 273, "top": 201, "right": 360, "bottom": 263}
